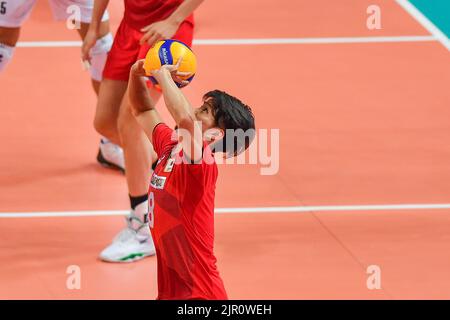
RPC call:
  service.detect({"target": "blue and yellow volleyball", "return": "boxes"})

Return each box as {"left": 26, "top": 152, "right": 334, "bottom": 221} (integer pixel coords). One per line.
{"left": 144, "top": 40, "right": 197, "bottom": 88}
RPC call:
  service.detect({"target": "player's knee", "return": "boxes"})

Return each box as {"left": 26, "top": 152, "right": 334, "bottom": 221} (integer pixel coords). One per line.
{"left": 93, "top": 116, "right": 105, "bottom": 136}
{"left": 89, "top": 32, "right": 113, "bottom": 81}
{"left": 0, "top": 27, "right": 20, "bottom": 47}
{"left": 93, "top": 114, "right": 115, "bottom": 138}
{"left": 0, "top": 26, "right": 20, "bottom": 72}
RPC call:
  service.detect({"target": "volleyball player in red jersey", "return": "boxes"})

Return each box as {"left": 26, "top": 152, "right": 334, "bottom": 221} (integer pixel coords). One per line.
{"left": 127, "top": 59, "right": 255, "bottom": 299}
{"left": 82, "top": 0, "right": 204, "bottom": 263}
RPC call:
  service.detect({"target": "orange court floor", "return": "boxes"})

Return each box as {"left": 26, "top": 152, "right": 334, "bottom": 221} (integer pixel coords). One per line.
{"left": 0, "top": 0, "right": 449, "bottom": 299}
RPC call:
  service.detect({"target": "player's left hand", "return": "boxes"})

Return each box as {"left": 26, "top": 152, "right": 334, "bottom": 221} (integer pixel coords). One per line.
{"left": 151, "top": 57, "right": 191, "bottom": 87}
{"left": 81, "top": 27, "right": 98, "bottom": 67}
{"left": 140, "top": 19, "right": 179, "bottom": 46}
{"left": 130, "top": 59, "right": 147, "bottom": 77}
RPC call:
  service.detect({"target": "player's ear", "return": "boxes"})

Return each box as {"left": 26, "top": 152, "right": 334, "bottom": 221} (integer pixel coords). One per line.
{"left": 204, "top": 127, "right": 224, "bottom": 142}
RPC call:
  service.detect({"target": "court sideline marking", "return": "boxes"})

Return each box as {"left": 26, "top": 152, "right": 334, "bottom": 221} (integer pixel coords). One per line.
{"left": 1, "top": 203, "right": 450, "bottom": 218}
{"left": 16, "top": 36, "right": 437, "bottom": 48}
{"left": 396, "top": 0, "right": 450, "bottom": 51}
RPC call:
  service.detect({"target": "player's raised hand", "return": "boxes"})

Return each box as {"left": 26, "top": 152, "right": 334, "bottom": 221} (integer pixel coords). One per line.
{"left": 140, "top": 19, "right": 179, "bottom": 46}
{"left": 151, "top": 57, "right": 191, "bottom": 87}
{"left": 130, "top": 59, "right": 147, "bottom": 77}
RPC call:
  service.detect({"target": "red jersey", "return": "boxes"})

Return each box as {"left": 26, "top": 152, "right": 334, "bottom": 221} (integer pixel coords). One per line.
{"left": 124, "top": 0, "right": 195, "bottom": 31}
{"left": 148, "top": 123, "right": 228, "bottom": 300}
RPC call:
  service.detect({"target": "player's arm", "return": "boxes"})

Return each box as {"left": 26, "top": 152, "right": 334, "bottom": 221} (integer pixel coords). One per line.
{"left": 168, "top": 0, "right": 205, "bottom": 25}
{"left": 128, "top": 60, "right": 163, "bottom": 143}
{"left": 89, "top": 0, "right": 109, "bottom": 31}
{"left": 81, "top": 0, "right": 110, "bottom": 62}
{"left": 140, "top": 0, "right": 205, "bottom": 46}
{"left": 151, "top": 62, "right": 203, "bottom": 162}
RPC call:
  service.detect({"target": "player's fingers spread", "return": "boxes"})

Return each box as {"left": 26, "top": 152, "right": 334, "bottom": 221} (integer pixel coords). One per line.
{"left": 163, "top": 30, "right": 174, "bottom": 40}
{"left": 140, "top": 24, "right": 153, "bottom": 32}
{"left": 151, "top": 34, "right": 163, "bottom": 46}
{"left": 176, "top": 56, "right": 184, "bottom": 67}
{"left": 140, "top": 31, "right": 153, "bottom": 45}
{"left": 145, "top": 35, "right": 156, "bottom": 46}
{"left": 147, "top": 34, "right": 161, "bottom": 47}
{"left": 139, "top": 36, "right": 146, "bottom": 45}
{"left": 176, "top": 71, "right": 192, "bottom": 77}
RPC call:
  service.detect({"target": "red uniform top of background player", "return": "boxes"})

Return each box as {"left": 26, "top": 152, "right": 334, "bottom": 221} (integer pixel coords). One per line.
{"left": 124, "top": 0, "right": 194, "bottom": 30}
{"left": 149, "top": 123, "right": 228, "bottom": 300}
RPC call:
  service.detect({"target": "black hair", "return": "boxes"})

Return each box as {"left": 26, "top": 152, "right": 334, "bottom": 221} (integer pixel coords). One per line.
{"left": 203, "top": 90, "right": 256, "bottom": 157}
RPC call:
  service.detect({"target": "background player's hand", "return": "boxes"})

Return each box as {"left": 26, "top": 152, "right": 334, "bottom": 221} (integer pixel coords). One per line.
{"left": 140, "top": 19, "right": 180, "bottom": 46}
{"left": 130, "top": 60, "right": 147, "bottom": 77}
{"left": 81, "top": 28, "right": 98, "bottom": 64}
{"left": 151, "top": 57, "right": 191, "bottom": 87}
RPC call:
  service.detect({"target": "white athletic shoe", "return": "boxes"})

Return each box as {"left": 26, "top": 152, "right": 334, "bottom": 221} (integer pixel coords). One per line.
{"left": 97, "top": 138, "right": 125, "bottom": 172}
{"left": 100, "top": 201, "right": 156, "bottom": 263}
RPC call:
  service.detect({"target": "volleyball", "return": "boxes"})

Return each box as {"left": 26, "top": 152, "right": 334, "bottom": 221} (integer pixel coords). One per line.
{"left": 143, "top": 39, "right": 197, "bottom": 88}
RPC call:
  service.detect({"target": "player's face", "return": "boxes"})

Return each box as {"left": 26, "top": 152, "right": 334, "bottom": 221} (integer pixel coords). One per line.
{"left": 194, "top": 98, "right": 216, "bottom": 133}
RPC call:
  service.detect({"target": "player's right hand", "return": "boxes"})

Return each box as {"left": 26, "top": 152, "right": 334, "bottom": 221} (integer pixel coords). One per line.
{"left": 151, "top": 57, "right": 191, "bottom": 87}
{"left": 81, "top": 28, "right": 98, "bottom": 64}
{"left": 140, "top": 19, "right": 179, "bottom": 47}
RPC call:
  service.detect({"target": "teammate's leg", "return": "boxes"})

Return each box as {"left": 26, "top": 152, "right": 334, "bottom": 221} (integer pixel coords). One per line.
{"left": 98, "top": 20, "right": 163, "bottom": 263}
{"left": 98, "top": 90, "right": 158, "bottom": 263}
{"left": 0, "top": 0, "right": 36, "bottom": 72}
{"left": 0, "top": 26, "right": 18, "bottom": 71}
{"left": 48, "top": 0, "right": 125, "bottom": 170}
{"left": 93, "top": 79, "right": 127, "bottom": 145}
{"left": 76, "top": 20, "right": 126, "bottom": 170}
{"left": 99, "top": 90, "right": 157, "bottom": 263}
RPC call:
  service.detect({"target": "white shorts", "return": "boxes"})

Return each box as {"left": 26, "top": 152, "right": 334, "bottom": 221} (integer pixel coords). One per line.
{"left": 0, "top": 0, "right": 109, "bottom": 28}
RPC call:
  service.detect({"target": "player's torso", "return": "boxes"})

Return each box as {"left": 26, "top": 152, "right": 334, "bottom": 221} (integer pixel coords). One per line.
{"left": 148, "top": 145, "right": 184, "bottom": 236}
{"left": 124, "top": 0, "right": 184, "bottom": 11}
{"left": 124, "top": 0, "right": 182, "bottom": 21}
{"left": 123, "top": 0, "right": 194, "bottom": 29}
{"left": 148, "top": 144, "right": 217, "bottom": 240}
{"left": 148, "top": 144, "right": 225, "bottom": 299}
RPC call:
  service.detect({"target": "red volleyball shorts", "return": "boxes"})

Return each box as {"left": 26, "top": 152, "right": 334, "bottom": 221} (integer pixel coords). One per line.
{"left": 103, "top": 19, "right": 194, "bottom": 82}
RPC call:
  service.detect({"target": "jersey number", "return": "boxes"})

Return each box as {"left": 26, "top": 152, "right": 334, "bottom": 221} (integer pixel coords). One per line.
{"left": 0, "top": 2, "right": 6, "bottom": 15}
{"left": 148, "top": 192, "right": 155, "bottom": 228}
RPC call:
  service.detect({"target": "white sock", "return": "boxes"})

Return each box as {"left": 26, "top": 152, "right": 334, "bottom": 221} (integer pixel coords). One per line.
{"left": 0, "top": 43, "right": 15, "bottom": 72}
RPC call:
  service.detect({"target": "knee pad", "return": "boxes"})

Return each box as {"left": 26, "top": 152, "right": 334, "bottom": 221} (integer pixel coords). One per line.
{"left": 0, "top": 43, "right": 15, "bottom": 72}
{"left": 89, "top": 32, "right": 113, "bottom": 81}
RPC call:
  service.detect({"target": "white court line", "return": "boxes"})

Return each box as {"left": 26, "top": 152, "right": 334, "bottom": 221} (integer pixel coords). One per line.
{"left": 396, "top": 0, "right": 450, "bottom": 51}
{"left": 16, "top": 36, "right": 437, "bottom": 48}
{"left": 1, "top": 203, "right": 450, "bottom": 218}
